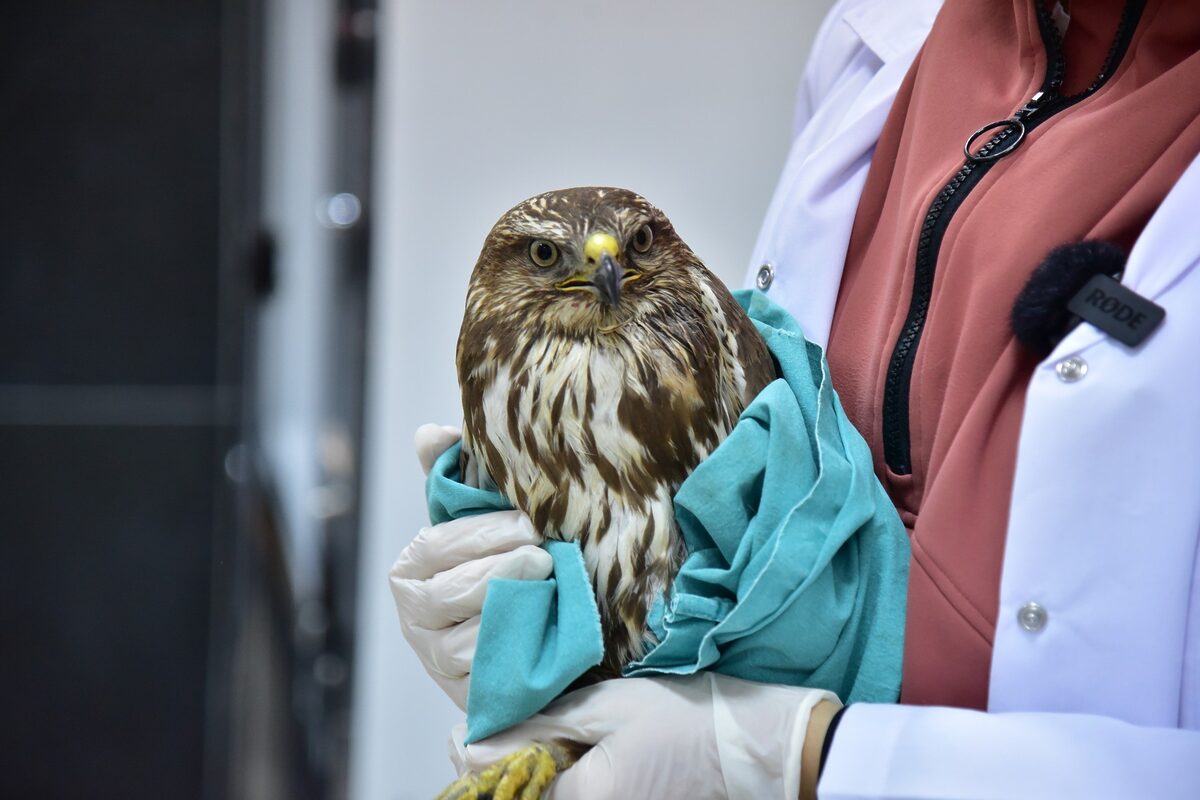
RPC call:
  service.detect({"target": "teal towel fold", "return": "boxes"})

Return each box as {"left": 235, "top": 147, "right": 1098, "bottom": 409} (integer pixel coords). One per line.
{"left": 427, "top": 289, "right": 909, "bottom": 744}
{"left": 427, "top": 443, "right": 607, "bottom": 744}
{"left": 427, "top": 443, "right": 607, "bottom": 745}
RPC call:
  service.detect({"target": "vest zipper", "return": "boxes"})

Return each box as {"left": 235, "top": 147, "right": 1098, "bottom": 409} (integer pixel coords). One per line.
{"left": 880, "top": 0, "right": 1146, "bottom": 476}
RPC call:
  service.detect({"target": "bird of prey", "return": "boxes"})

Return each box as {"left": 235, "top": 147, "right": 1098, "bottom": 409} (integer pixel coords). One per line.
{"left": 439, "top": 187, "right": 774, "bottom": 800}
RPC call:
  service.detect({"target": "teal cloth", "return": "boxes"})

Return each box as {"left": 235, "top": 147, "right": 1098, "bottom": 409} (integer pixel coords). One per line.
{"left": 427, "top": 289, "right": 909, "bottom": 744}
{"left": 426, "top": 445, "right": 606, "bottom": 745}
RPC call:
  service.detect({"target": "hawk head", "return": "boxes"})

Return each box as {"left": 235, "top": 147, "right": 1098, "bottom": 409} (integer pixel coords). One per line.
{"left": 465, "top": 187, "right": 701, "bottom": 333}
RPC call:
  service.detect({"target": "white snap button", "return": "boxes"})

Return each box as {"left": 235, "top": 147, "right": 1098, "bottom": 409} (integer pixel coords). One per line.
{"left": 1017, "top": 602, "right": 1048, "bottom": 632}
{"left": 755, "top": 262, "right": 775, "bottom": 291}
{"left": 1055, "top": 356, "right": 1088, "bottom": 383}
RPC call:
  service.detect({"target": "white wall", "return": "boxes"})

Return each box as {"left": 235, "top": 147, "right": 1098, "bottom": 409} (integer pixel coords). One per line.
{"left": 350, "top": 2, "right": 834, "bottom": 798}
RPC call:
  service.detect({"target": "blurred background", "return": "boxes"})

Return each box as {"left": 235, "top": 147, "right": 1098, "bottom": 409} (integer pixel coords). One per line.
{"left": 0, "top": 1, "right": 831, "bottom": 798}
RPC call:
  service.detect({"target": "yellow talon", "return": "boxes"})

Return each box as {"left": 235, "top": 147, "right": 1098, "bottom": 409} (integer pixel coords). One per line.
{"left": 433, "top": 741, "right": 583, "bottom": 800}
{"left": 494, "top": 744, "right": 555, "bottom": 800}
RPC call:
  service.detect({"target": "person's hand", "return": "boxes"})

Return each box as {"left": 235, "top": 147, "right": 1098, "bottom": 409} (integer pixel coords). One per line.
{"left": 390, "top": 424, "right": 553, "bottom": 709}
{"left": 451, "top": 673, "right": 840, "bottom": 799}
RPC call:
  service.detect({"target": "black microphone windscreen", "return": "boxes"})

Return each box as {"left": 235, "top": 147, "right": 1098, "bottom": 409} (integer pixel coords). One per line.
{"left": 1011, "top": 240, "right": 1127, "bottom": 355}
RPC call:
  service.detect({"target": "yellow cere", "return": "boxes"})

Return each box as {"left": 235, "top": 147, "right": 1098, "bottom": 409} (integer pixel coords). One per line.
{"left": 583, "top": 231, "right": 620, "bottom": 263}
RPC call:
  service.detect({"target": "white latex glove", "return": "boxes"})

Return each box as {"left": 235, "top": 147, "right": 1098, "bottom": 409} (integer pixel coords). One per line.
{"left": 451, "top": 673, "right": 838, "bottom": 800}
{"left": 390, "top": 423, "right": 553, "bottom": 710}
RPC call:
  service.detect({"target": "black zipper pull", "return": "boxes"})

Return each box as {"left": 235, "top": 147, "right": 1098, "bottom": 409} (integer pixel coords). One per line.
{"left": 963, "top": 90, "right": 1056, "bottom": 164}
{"left": 1016, "top": 90, "right": 1051, "bottom": 120}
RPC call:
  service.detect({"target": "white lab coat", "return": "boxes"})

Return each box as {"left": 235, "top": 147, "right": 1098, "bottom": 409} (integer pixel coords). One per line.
{"left": 745, "top": 1, "right": 1200, "bottom": 797}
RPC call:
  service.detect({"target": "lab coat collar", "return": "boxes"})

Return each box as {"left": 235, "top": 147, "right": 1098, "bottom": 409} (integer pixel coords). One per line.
{"left": 1053, "top": 152, "right": 1200, "bottom": 359}
{"left": 841, "top": 0, "right": 943, "bottom": 65}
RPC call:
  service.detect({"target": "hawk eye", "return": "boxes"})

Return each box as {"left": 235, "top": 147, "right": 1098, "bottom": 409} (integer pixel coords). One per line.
{"left": 529, "top": 239, "right": 559, "bottom": 268}
{"left": 631, "top": 224, "right": 653, "bottom": 253}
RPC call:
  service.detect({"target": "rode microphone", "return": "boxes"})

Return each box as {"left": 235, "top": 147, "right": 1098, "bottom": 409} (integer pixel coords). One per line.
{"left": 1011, "top": 240, "right": 1165, "bottom": 356}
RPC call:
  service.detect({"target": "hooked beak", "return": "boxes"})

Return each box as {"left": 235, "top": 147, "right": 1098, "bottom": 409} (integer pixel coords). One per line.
{"left": 557, "top": 230, "right": 625, "bottom": 306}
{"left": 594, "top": 253, "right": 622, "bottom": 307}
